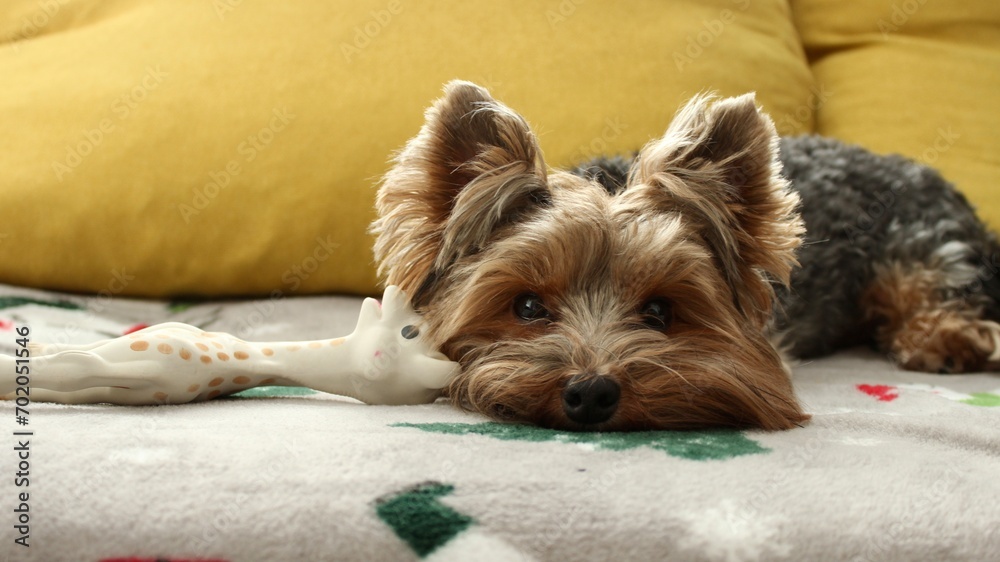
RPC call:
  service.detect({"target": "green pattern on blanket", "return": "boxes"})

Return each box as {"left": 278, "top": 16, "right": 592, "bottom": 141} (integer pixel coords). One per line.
{"left": 962, "top": 392, "right": 1000, "bottom": 407}
{"left": 375, "top": 482, "right": 474, "bottom": 557}
{"left": 232, "top": 386, "right": 317, "bottom": 397}
{"left": 167, "top": 301, "right": 197, "bottom": 313}
{"left": 0, "top": 296, "right": 81, "bottom": 310}
{"left": 393, "top": 422, "right": 768, "bottom": 461}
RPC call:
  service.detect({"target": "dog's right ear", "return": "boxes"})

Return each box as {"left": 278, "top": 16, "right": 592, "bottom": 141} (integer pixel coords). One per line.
{"left": 372, "top": 81, "right": 549, "bottom": 305}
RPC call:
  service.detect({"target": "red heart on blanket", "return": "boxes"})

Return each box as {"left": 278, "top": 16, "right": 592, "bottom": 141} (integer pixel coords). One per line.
{"left": 857, "top": 384, "right": 899, "bottom": 402}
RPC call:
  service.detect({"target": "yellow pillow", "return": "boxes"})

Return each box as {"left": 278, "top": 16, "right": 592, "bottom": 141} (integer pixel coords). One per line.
{"left": 791, "top": 0, "right": 1000, "bottom": 226}
{"left": 0, "top": 0, "right": 814, "bottom": 297}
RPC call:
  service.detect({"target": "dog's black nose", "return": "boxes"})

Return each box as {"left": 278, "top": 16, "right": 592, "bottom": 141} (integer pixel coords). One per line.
{"left": 562, "top": 374, "right": 620, "bottom": 425}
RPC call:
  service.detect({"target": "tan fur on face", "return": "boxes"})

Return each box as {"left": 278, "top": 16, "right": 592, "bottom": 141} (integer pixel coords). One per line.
{"left": 372, "top": 82, "right": 809, "bottom": 431}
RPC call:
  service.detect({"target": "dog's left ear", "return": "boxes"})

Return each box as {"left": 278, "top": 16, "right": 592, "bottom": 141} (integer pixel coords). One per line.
{"left": 629, "top": 94, "right": 803, "bottom": 325}
{"left": 372, "top": 81, "right": 548, "bottom": 305}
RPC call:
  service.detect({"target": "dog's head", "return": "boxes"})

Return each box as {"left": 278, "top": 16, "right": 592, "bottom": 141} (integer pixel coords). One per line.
{"left": 372, "top": 81, "right": 808, "bottom": 430}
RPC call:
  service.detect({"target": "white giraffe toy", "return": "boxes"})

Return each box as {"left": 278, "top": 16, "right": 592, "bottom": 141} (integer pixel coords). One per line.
{"left": 0, "top": 286, "right": 459, "bottom": 406}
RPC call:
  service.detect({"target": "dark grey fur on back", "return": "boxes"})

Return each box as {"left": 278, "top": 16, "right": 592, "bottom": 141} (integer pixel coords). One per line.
{"left": 575, "top": 136, "right": 1000, "bottom": 358}
{"left": 571, "top": 154, "right": 633, "bottom": 195}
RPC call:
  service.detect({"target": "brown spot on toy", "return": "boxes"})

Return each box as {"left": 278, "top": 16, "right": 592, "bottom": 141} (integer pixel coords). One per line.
{"left": 330, "top": 338, "right": 345, "bottom": 346}
{"left": 196, "top": 342, "right": 210, "bottom": 352}
{"left": 209, "top": 377, "right": 224, "bottom": 387}
{"left": 187, "top": 384, "right": 200, "bottom": 393}
{"left": 130, "top": 341, "right": 149, "bottom": 351}
{"left": 153, "top": 392, "right": 168, "bottom": 401}
{"left": 179, "top": 348, "right": 192, "bottom": 360}
{"left": 157, "top": 343, "right": 173, "bottom": 354}
{"left": 309, "top": 342, "right": 323, "bottom": 349}
{"left": 200, "top": 355, "right": 212, "bottom": 364}
{"left": 262, "top": 348, "right": 274, "bottom": 356}
{"left": 217, "top": 352, "right": 230, "bottom": 361}
{"left": 260, "top": 378, "right": 276, "bottom": 385}
{"left": 233, "top": 376, "right": 251, "bottom": 385}
{"left": 234, "top": 351, "right": 249, "bottom": 360}
{"left": 207, "top": 390, "right": 221, "bottom": 399}
{"left": 287, "top": 345, "right": 301, "bottom": 351}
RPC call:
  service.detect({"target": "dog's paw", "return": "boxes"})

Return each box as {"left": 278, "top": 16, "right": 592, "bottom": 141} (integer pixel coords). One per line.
{"left": 892, "top": 313, "right": 1000, "bottom": 373}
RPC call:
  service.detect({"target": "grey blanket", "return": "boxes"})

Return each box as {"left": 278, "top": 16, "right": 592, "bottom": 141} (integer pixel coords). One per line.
{"left": 0, "top": 283, "right": 998, "bottom": 561}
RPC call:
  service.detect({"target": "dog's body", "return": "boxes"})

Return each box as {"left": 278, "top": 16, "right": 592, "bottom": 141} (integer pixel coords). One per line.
{"left": 372, "top": 81, "right": 1000, "bottom": 431}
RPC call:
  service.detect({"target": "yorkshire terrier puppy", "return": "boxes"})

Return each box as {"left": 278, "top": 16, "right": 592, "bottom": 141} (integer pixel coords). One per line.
{"left": 371, "top": 81, "right": 1000, "bottom": 431}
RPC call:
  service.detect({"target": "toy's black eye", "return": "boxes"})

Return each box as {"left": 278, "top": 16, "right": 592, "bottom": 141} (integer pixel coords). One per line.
{"left": 639, "top": 298, "right": 673, "bottom": 330}
{"left": 513, "top": 293, "right": 550, "bottom": 321}
{"left": 401, "top": 325, "right": 419, "bottom": 339}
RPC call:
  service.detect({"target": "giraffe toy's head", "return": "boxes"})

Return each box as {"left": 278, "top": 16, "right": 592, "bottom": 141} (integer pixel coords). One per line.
{"left": 343, "top": 285, "right": 459, "bottom": 405}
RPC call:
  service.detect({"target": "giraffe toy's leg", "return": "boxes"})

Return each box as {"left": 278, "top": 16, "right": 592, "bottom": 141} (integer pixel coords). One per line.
{"left": 22, "top": 388, "right": 138, "bottom": 405}
{"left": 0, "top": 351, "right": 140, "bottom": 397}
{"left": 0, "top": 354, "right": 24, "bottom": 396}
{"left": 29, "top": 338, "right": 118, "bottom": 356}
{"left": 24, "top": 351, "right": 159, "bottom": 392}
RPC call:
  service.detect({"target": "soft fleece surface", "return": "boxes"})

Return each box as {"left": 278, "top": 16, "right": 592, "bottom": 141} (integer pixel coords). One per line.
{"left": 1, "top": 283, "right": 998, "bottom": 562}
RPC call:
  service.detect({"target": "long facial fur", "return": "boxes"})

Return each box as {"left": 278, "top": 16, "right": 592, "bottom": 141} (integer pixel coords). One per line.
{"left": 372, "top": 81, "right": 809, "bottom": 431}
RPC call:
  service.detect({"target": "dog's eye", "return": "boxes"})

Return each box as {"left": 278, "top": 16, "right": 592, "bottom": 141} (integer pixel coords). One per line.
{"left": 401, "top": 325, "right": 419, "bottom": 339}
{"left": 639, "top": 298, "right": 673, "bottom": 330}
{"left": 513, "top": 293, "right": 550, "bottom": 321}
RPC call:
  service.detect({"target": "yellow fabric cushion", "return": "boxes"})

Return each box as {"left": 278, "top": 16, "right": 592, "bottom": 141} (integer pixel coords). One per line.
{"left": 791, "top": 0, "right": 1000, "bottom": 226}
{"left": 0, "top": 0, "right": 814, "bottom": 297}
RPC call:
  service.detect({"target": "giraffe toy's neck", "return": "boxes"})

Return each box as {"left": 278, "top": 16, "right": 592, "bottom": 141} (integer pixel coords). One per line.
{"left": 122, "top": 326, "right": 363, "bottom": 402}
